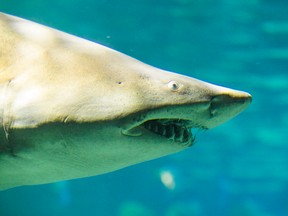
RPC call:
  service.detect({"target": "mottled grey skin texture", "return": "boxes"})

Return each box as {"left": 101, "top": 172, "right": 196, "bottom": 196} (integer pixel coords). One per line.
{"left": 0, "top": 13, "right": 251, "bottom": 190}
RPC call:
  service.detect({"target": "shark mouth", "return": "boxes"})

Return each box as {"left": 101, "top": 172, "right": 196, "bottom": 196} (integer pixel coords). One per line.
{"left": 142, "top": 119, "right": 196, "bottom": 147}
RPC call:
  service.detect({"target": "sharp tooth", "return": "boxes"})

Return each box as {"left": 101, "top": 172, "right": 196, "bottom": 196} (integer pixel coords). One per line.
{"left": 183, "top": 129, "right": 189, "bottom": 142}
{"left": 168, "top": 125, "right": 175, "bottom": 141}
{"left": 179, "top": 127, "right": 184, "bottom": 142}
{"left": 154, "top": 123, "right": 159, "bottom": 133}
{"left": 162, "top": 127, "right": 166, "bottom": 136}
{"left": 175, "top": 126, "right": 181, "bottom": 140}
{"left": 158, "top": 124, "right": 164, "bottom": 135}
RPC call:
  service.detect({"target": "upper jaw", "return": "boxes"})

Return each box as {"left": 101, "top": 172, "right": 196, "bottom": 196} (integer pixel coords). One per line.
{"left": 120, "top": 106, "right": 205, "bottom": 148}
{"left": 121, "top": 89, "right": 251, "bottom": 138}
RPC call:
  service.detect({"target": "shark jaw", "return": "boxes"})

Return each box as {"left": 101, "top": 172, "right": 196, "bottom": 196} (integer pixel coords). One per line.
{"left": 121, "top": 90, "right": 252, "bottom": 148}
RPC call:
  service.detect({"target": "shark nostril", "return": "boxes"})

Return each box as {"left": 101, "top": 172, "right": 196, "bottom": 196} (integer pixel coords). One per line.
{"left": 210, "top": 96, "right": 223, "bottom": 117}
{"left": 210, "top": 93, "right": 252, "bottom": 118}
{"left": 210, "top": 106, "right": 217, "bottom": 117}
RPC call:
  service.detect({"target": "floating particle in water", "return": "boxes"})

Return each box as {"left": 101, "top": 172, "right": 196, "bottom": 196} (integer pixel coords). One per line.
{"left": 159, "top": 170, "right": 176, "bottom": 190}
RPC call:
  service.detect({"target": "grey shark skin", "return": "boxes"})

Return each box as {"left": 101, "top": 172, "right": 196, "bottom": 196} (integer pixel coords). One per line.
{"left": 0, "top": 13, "right": 251, "bottom": 190}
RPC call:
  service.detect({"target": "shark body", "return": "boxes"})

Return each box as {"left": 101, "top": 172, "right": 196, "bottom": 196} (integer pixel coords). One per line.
{"left": 0, "top": 13, "right": 251, "bottom": 190}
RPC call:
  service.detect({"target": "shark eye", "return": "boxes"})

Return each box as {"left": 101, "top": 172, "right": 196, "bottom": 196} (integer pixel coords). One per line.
{"left": 168, "top": 81, "right": 180, "bottom": 91}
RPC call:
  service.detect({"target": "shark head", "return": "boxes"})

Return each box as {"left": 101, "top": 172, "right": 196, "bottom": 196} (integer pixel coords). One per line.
{"left": 114, "top": 65, "right": 252, "bottom": 148}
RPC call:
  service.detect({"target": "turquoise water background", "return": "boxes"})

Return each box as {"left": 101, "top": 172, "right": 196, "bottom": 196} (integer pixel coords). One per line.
{"left": 0, "top": 0, "right": 287, "bottom": 215}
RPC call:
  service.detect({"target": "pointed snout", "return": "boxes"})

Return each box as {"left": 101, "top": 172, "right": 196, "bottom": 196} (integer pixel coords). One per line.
{"left": 207, "top": 89, "right": 252, "bottom": 128}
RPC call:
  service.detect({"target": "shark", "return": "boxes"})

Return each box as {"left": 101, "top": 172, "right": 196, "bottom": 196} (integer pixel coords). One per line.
{"left": 0, "top": 13, "right": 251, "bottom": 190}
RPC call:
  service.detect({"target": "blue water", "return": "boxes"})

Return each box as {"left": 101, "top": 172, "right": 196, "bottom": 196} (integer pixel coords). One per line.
{"left": 0, "top": 0, "right": 288, "bottom": 215}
